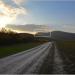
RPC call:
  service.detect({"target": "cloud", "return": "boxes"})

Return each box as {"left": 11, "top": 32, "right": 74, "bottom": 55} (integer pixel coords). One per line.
{"left": 12, "top": 0, "right": 26, "bottom": 5}
{"left": 0, "top": 0, "right": 27, "bottom": 16}
{"left": 6, "top": 24, "right": 51, "bottom": 32}
{"left": 0, "top": 13, "right": 5, "bottom": 16}
{"left": 12, "top": 0, "right": 27, "bottom": 15}
{"left": 0, "top": 0, "right": 27, "bottom": 26}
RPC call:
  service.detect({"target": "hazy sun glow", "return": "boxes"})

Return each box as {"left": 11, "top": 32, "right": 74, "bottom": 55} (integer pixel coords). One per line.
{"left": 12, "top": 29, "right": 37, "bottom": 34}
{"left": 6, "top": 27, "right": 37, "bottom": 34}
{"left": 0, "top": 16, "right": 13, "bottom": 28}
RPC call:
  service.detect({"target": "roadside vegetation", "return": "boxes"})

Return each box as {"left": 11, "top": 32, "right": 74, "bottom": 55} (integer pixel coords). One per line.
{"left": 0, "top": 42, "right": 44, "bottom": 58}
{"left": 56, "top": 41, "right": 75, "bottom": 63}
{"left": 0, "top": 28, "right": 48, "bottom": 58}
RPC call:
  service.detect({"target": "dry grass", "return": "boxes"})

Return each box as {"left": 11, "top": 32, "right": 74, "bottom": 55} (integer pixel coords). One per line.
{"left": 56, "top": 41, "right": 75, "bottom": 63}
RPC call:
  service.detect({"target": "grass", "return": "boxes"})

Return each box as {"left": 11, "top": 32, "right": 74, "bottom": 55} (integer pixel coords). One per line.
{"left": 0, "top": 42, "right": 45, "bottom": 58}
{"left": 56, "top": 40, "right": 75, "bottom": 63}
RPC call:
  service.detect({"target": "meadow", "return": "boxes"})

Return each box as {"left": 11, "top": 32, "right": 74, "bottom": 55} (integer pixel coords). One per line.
{"left": 0, "top": 42, "right": 44, "bottom": 58}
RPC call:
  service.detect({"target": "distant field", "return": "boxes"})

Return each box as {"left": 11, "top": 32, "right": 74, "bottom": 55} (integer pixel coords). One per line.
{"left": 0, "top": 42, "right": 44, "bottom": 58}
{"left": 56, "top": 41, "right": 75, "bottom": 63}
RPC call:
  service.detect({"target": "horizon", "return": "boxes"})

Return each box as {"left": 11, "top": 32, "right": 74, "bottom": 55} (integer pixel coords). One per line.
{"left": 0, "top": 25, "right": 74, "bottom": 34}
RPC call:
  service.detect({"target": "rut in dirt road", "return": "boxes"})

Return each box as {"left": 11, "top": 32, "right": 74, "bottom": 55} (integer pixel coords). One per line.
{"left": 52, "top": 44, "right": 66, "bottom": 74}
{"left": 39, "top": 43, "right": 67, "bottom": 74}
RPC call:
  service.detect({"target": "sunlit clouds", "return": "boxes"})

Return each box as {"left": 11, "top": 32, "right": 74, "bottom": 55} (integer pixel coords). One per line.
{"left": 0, "top": 0, "right": 27, "bottom": 28}
{"left": 12, "top": 0, "right": 26, "bottom": 5}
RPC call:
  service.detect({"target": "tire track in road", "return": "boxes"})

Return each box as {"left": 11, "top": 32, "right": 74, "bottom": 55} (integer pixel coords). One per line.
{"left": 39, "top": 42, "right": 54, "bottom": 74}
{"left": 39, "top": 42, "right": 67, "bottom": 74}
{"left": 52, "top": 44, "right": 66, "bottom": 74}
{"left": 24, "top": 44, "right": 51, "bottom": 74}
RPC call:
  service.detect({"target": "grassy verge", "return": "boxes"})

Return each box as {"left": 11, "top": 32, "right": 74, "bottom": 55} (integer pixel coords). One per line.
{"left": 0, "top": 42, "right": 45, "bottom": 58}
{"left": 56, "top": 41, "right": 75, "bottom": 63}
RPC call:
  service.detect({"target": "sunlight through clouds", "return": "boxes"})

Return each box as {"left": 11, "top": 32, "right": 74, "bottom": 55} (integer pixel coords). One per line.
{"left": 0, "top": 0, "right": 27, "bottom": 28}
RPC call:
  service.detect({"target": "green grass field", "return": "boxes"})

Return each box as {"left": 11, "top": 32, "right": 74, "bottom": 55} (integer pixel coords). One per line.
{"left": 0, "top": 42, "right": 44, "bottom": 58}
{"left": 56, "top": 41, "right": 75, "bottom": 63}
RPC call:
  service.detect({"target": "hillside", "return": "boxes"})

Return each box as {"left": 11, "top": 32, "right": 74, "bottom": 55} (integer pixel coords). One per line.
{"left": 35, "top": 32, "right": 50, "bottom": 36}
{"left": 51, "top": 31, "right": 75, "bottom": 40}
{"left": 35, "top": 31, "right": 75, "bottom": 41}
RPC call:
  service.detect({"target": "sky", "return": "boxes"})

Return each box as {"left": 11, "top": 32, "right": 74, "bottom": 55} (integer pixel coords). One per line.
{"left": 0, "top": 0, "right": 75, "bottom": 33}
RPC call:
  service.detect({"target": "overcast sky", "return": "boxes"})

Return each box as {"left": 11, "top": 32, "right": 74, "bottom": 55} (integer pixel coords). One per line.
{"left": 0, "top": 0, "right": 75, "bottom": 33}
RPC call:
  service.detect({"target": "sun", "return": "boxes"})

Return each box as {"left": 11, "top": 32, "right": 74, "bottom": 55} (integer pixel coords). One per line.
{"left": 0, "top": 16, "right": 13, "bottom": 29}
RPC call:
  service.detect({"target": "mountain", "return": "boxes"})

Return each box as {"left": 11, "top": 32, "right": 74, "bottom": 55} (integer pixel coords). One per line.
{"left": 51, "top": 31, "right": 75, "bottom": 40}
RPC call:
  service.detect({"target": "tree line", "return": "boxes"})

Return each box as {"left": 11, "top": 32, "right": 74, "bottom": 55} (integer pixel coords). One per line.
{"left": 0, "top": 30, "right": 34, "bottom": 45}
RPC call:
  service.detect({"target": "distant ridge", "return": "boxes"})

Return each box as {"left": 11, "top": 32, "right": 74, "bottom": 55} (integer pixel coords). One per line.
{"left": 35, "top": 31, "right": 75, "bottom": 40}
{"left": 51, "top": 31, "right": 75, "bottom": 40}
{"left": 35, "top": 32, "right": 50, "bottom": 36}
